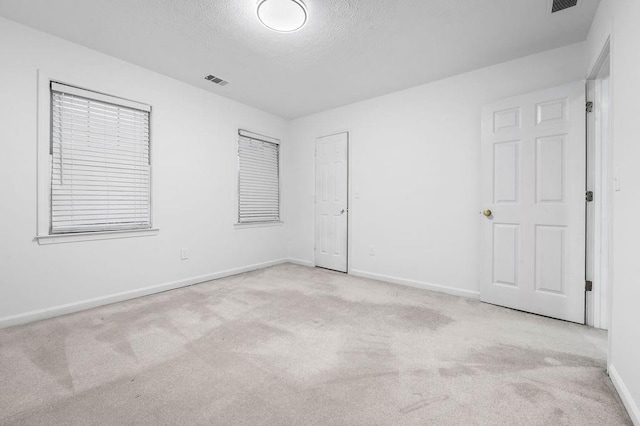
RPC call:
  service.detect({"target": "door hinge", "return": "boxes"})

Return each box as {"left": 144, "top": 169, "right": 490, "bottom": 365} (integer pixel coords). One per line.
{"left": 586, "top": 101, "right": 594, "bottom": 113}
{"left": 586, "top": 191, "right": 594, "bottom": 202}
{"left": 585, "top": 281, "right": 593, "bottom": 292}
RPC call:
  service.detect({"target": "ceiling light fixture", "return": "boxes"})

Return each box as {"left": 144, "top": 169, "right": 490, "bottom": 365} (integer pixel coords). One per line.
{"left": 257, "top": 0, "right": 308, "bottom": 33}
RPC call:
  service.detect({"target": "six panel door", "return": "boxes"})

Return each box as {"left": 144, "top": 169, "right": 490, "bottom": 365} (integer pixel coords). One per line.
{"left": 315, "top": 133, "right": 348, "bottom": 272}
{"left": 480, "top": 82, "right": 586, "bottom": 323}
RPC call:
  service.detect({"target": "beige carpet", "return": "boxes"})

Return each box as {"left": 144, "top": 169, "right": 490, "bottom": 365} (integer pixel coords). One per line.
{"left": 0, "top": 263, "right": 631, "bottom": 425}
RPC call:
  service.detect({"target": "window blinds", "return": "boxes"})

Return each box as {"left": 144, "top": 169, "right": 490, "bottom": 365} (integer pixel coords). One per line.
{"left": 238, "top": 134, "right": 280, "bottom": 223}
{"left": 50, "top": 82, "right": 151, "bottom": 233}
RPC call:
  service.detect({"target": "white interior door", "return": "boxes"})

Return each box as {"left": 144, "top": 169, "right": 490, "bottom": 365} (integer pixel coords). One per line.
{"left": 315, "top": 133, "right": 348, "bottom": 272}
{"left": 480, "top": 82, "right": 586, "bottom": 323}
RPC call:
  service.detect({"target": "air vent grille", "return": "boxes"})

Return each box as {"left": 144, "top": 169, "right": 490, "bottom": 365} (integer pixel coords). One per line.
{"left": 204, "top": 74, "right": 229, "bottom": 86}
{"left": 551, "top": 0, "right": 578, "bottom": 13}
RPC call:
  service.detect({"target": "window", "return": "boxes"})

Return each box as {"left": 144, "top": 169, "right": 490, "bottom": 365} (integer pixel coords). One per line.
{"left": 50, "top": 82, "right": 151, "bottom": 234}
{"left": 237, "top": 130, "right": 280, "bottom": 223}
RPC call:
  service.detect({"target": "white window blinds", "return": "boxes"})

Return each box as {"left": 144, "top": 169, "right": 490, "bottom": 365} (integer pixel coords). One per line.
{"left": 238, "top": 132, "right": 280, "bottom": 223}
{"left": 50, "top": 82, "right": 151, "bottom": 234}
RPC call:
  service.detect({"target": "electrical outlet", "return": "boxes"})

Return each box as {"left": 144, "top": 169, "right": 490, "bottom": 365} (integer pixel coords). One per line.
{"left": 369, "top": 246, "right": 375, "bottom": 256}
{"left": 180, "top": 248, "right": 189, "bottom": 260}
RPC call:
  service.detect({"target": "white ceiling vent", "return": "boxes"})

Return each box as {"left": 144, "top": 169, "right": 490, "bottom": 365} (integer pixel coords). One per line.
{"left": 204, "top": 74, "right": 229, "bottom": 86}
{"left": 551, "top": 0, "right": 579, "bottom": 13}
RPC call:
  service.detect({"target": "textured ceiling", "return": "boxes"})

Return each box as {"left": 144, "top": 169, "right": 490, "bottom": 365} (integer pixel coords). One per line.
{"left": 0, "top": 0, "right": 600, "bottom": 119}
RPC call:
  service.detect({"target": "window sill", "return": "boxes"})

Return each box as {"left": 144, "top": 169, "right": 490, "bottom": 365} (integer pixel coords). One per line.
{"left": 234, "top": 221, "right": 283, "bottom": 229}
{"left": 35, "top": 228, "right": 159, "bottom": 245}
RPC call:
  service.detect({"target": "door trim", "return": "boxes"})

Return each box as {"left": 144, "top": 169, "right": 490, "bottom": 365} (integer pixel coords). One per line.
{"left": 585, "top": 38, "right": 612, "bottom": 330}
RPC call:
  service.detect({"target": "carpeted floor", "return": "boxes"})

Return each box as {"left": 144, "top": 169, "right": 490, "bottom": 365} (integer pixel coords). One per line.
{"left": 0, "top": 263, "right": 632, "bottom": 425}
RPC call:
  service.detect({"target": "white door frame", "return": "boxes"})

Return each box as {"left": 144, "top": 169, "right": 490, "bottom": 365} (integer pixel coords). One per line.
{"left": 314, "top": 131, "right": 350, "bottom": 272}
{"left": 586, "top": 39, "right": 612, "bottom": 330}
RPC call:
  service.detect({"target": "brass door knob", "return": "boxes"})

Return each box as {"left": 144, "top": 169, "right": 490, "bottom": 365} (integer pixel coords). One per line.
{"left": 483, "top": 209, "right": 492, "bottom": 217}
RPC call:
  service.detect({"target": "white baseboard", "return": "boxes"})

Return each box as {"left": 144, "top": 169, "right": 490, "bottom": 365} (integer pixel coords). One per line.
{"left": 350, "top": 269, "right": 480, "bottom": 300}
{"left": 0, "top": 260, "right": 480, "bottom": 329}
{"left": 0, "top": 258, "right": 289, "bottom": 329}
{"left": 286, "top": 258, "right": 315, "bottom": 267}
{"left": 609, "top": 364, "right": 640, "bottom": 425}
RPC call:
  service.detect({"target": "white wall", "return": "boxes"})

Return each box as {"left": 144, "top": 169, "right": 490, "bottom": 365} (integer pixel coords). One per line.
{"left": 0, "top": 18, "right": 288, "bottom": 326}
{"left": 285, "top": 42, "right": 586, "bottom": 297}
{"left": 587, "top": 1, "right": 640, "bottom": 423}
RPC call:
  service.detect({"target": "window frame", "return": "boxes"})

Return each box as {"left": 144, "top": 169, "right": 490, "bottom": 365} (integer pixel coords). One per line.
{"left": 235, "top": 129, "right": 283, "bottom": 228}
{"left": 36, "top": 70, "right": 158, "bottom": 244}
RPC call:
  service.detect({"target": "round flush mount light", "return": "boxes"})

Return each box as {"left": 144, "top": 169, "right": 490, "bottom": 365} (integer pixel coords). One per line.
{"left": 257, "top": 0, "right": 308, "bottom": 33}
